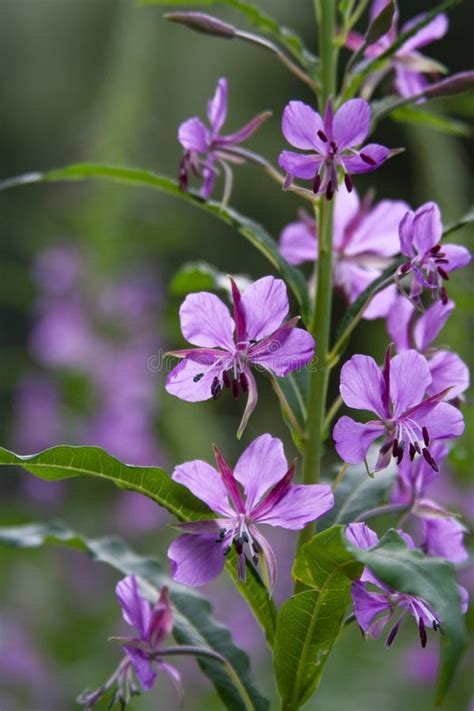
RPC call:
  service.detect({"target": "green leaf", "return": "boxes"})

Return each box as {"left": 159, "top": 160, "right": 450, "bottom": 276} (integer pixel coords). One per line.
{"left": 344, "top": 0, "right": 462, "bottom": 100}
{"left": 320, "top": 459, "right": 396, "bottom": 530}
{"left": 443, "top": 206, "right": 474, "bottom": 237}
{"left": 0, "top": 164, "right": 310, "bottom": 323}
{"left": 273, "top": 527, "right": 363, "bottom": 709}
{"left": 0, "top": 521, "right": 268, "bottom": 711}
{"left": 170, "top": 261, "right": 250, "bottom": 297}
{"left": 390, "top": 105, "right": 471, "bottom": 137}
{"left": 269, "top": 368, "right": 308, "bottom": 451}
{"left": 138, "top": 0, "right": 316, "bottom": 69}
{"left": 0, "top": 445, "right": 277, "bottom": 645}
{"left": 345, "top": 529, "right": 468, "bottom": 703}
{"left": 365, "top": 0, "right": 395, "bottom": 45}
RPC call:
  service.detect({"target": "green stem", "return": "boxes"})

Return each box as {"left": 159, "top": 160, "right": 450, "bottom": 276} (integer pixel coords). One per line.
{"left": 296, "top": 0, "right": 337, "bottom": 557}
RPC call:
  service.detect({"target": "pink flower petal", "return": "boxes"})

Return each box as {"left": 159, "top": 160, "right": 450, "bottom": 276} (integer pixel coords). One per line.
{"left": 168, "top": 533, "right": 227, "bottom": 586}
{"left": 281, "top": 100, "right": 325, "bottom": 151}
{"left": 172, "top": 460, "right": 233, "bottom": 516}
{"left": 254, "top": 482, "right": 333, "bottom": 530}
{"left": 278, "top": 150, "right": 323, "bottom": 179}
{"left": 333, "top": 99, "right": 371, "bottom": 149}
{"left": 339, "top": 354, "right": 388, "bottom": 418}
{"left": 116, "top": 575, "right": 151, "bottom": 638}
{"left": 240, "top": 276, "right": 288, "bottom": 341}
{"left": 345, "top": 199, "right": 409, "bottom": 257}
{"left": 442, "top": 243, "right": 472, "bottom": 272}
{"left": 178, "top": 117, "right": 210, "bottom": 152}
{"left": 390, "top": 350, "right": 432, "bottom": 417}
{"left": 414, "top": 299, "right": 454, "bottom": 351}
{"left": 428, "top": 350, "right": 469, "bottom": 400}
{"left": 233, "top": 433, "right": 288, "bottom": 511}
{"left": 250, "top": 326, "right": 315, "bottom": 377}
{"left": 165, "top": 354, "right": 230, "bottom": 402}
{"left": 333, "top": 416, "right": 385, "bottom": 464}
{"left": 279, "top": 218, "right": 317, "bottom": 266}
{"left": 387, "top": 294, "right": 415, "bottom": 351}
{"left": 410, "top": 202, "right": 442, "bottom": 255}
{"left": 207, "top": 77, "right": 228, "bottom": 134}
{"left": 179, "top": 292, "right": 234, "bottom": 349}
{"left": 341, "top": 144, "right": 389, "bottom": 174}
{"left": 400, "top": 13, "right": 448, "bottom": 53}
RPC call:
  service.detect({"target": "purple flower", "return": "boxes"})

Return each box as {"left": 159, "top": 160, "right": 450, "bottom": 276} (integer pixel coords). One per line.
{"left": 278, "top": 98, "right": 390, "bottom": 199}
{"left": 165, "top": 276, "right": 315, "bottom": 437}
{"left": 178, "top": 77, "right": 270, "bottom": 199}
{"left": 346, "top": 523, "right": 441, "bottom": 648}
{"left": 279, "top": 188, "right": 408, "bottom": 318}
{"left": 345, "top": 1, "right": 449, "bottom": 98}
{"left": 397, "top": 201, "right": 471, "bottom": 304}
{"left": 167, "top": 434, "right": 334, "bottom": 590}
{"left": 78, "top": 575, "right": 179, "bottom": 709}
{"left": 391, "top": 443, "right": 468, "bottom": 565}
{"left": 333, "top": 347, "right": 464, "bottom": 471}
{"left": 387, "top": 295, "right": 469, "bottom": 401}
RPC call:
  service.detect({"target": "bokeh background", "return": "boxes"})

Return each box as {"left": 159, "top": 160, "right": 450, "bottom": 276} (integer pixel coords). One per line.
{"left": 0, "top": 0, "right": 472, "bottom": 709}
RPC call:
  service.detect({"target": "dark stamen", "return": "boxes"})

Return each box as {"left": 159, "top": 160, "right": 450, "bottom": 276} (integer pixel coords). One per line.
{"left": 379, "top": 440, "right": 393, "bottom": 456}
{"left": 422, "top": 426, "right": 430, "bottom": 446}
{"left": 434, "top": 258, "right": 449, "bottom": 264}
{"left": 240, "top": 372, "right": 249, "bottom": 393}
{"left": 422, "top": 447, "right": 439, "bottom": 472}
{"left": 430, "top": 245, "right": 441, "bottom": 254}
{"left": 178, "top": 154, "right": 189, "bottom": 191}
{"left": 252, "top": 555, "right": 259, "bottom": 566}
{"left": 433, "top": 620, "right": 440, "bottom": 632}
{"left": 360, "top": 152, "right": 376, "bottom": 166}
{"left": 231, "top": 378, "right": 239, "bottom": 399}
{"left": 330, "top": 140, "right": 337, "bottom": 151}
{"left": 193, "top": 373, "right": 204, "bottom": 383}
{"left": 312, "top": 173, "right": 321, "bottom": 194}
{"left": 211, "top": 376, "right": 221, "bottom": 400}
{"left": 418, "top": 617, "right": 427, "bottom": 648}
{"left": 223, "top": 545, "right": 231, "bottom": 556}
{"left": 386, "top": 621, "right": 401, "bottom": 647}
{"left": 414, "top": 441, "right": 421, "bottom": 454}
{"left": 400, "top": 261, "right": 412, "bottom": 274}
{"left": 409, "top": 443, "right": 416, "bottom": 461}
{"left": 344, "top": 173, "right": 353, "bottom": 192}
{"left": 440, "top": 287, "right": 448, "bottom": 305}
{"left": 326, "top": 180, "right": 334, "bottom": 201}
{"left": 437, "top": 266, "right": 449, "bottom": 281}
{"left": 219, "top": 528, "right": 227, "bottom": 539}
{"left": 317, "top": 130, "right": 328, "bottom": 142}
{"left": 241, "top": 532, "right": 249, "bottom": 543}
{"left": 396, "top": 446, "right": 404, "bottom": 465}
{"left": 392, "top": 438, "right": 399, "bottom": 457}
{"left": 234, "top": 538, "right": 243, "bottom": 555}
{"left": 223, "top": 370, "right": 231, "bottom": 388}
{"left": 252, "top": 540, "right": 262, "bottom": 554}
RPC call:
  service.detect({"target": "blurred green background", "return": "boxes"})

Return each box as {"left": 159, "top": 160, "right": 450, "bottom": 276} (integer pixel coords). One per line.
{"left": 0, "top": 1, "right": 472, "bottom": 709}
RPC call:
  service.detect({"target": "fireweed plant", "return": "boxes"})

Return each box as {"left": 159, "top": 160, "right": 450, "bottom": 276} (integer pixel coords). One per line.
{"left": 0, "top": 1, "right": 473, "bottom": 710}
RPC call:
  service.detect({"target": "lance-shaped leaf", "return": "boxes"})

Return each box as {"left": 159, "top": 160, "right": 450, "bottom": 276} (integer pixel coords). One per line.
{"left": 0, "top": 445, "right": 277, "bottom": 646}
{"left": 273, "top": 526, "right": 363, "bottom": 709}
{"left": 344, "top": 529, "right": 467, "bottom": 704}
{"left": 0, "top": 521, "right": 268, "bottom": 711}
{"left": 365, "top": 0, "right": 395, "bottom": 45}
{"left": 390, "top": 106, "right": 470, "bottom": 138}
{"left": 0, "top": 164, "right": 310, "bottom": 323}
{"left": 138, "top": 0, "right": 316, "bottom": 70}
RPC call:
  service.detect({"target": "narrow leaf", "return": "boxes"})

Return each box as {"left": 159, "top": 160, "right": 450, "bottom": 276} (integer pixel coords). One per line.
{"left": 0, "top": 446, "right": 277, "bottom": 645}
{"left": 365, "top": 0, "right": 395, "bottom": 45}
{"left": 0, "top": 521, "right": 268, "bottom": 711}
{"left": 273, "top": 527, "right": 362, "bottom": 708}
{"left": 390, "top": 106, "right": 471, "bottom": 137}
{"left": 345, "top": 529, "right": 467, "bottom": 703}
{"left": 0, "top": 164, "right": 309, "bottom": 322}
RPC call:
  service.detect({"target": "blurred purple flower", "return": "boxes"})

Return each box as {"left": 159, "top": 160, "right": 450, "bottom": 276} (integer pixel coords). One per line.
{"left": 347, "top": 523, "right": 441, "bottom": 648}
{"left": 165, "top": 276, "right": 315, "bottom": 437}
{"left": 278, "top": 98, "right": 390, "bottom": 199}
{"left": 280, "top": 188, "right": 408, "bottom": 318}
{"left": 78, "top": 576, "right": 179, "bottom": 709}
{"left": 178, "top": 77, "right": 270, "bottom": 200}
{"left": 333, "top": 347, "right": 464, "bottom": 471}
{"left": 345, "top": 1, "right": 449, "bottom": 98}
{"left": 387, "top": 295, "right": 469, "bottom": 401}
{"left": 397, "top": 201, "right": 471, "bottom": 304}
{"left": 168, "top": 434, "right": 333, "bottom": 590}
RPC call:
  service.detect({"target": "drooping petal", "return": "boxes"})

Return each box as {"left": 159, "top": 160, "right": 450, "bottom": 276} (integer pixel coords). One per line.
{"left": 249, "top": 525, "right": 277, "bottom": 592}
{"left": 218, "top": 111, "right": 271, "bottom": 146}
{"left": 199, "top": 154, "right": 216, "bottom": 199}
{"left": 399, "top": 13, "right": 448, "bottom": 53}
{"left": 345, "top": 199, "right": 410, "bottom": 256}
{"left": 172, "top": 460, "right": 233, "bottom": 516}
{"left": 339, "top": 354, "right": 388, "bottom": 418}
{"left": 333, "top": 99, "right": 371, "bottom": 149}
{"left": 116, "top": 575, "right": 151, "bottom": 638}
{"left": 278, "top": 151, "right": 323, "bottom": 179}
{"left": 427, "top": 350, "right": 469, "bottom": 400}
{"left": 250, "top": 325, "right": 315, "bottom": 377}
{"left": 412, "top": 400, "right": 464, "bottom": 441}
{"left": 179, "top": 292, "right": 234, "bottom": 350}
{"left": 165, "top": 353, "right": 230, "bottom": 402}
{"left": 411, "top": 202, "right": 442, "bottom": 255}
{"left": 240, "top": 276, "right": 288, "bottom": 341}
{"left": 351, "top": 580, "right": 391, "bottom": 638}
{"left": 390, "top": 350, "right": 432, "bottom": 417}
{"left": 414, "top": 299, "right": 454, "bottom": 351}
{"left": 157, "top": 661, "right": 183, "bottom": 695}
{"left": 333, "top": 416, "right": 385, "bottom": 464}
{"left": 279, "top": 219, "right": 317, "bottom": 265}
{"left": 341, "top": 144, "right": 389, "bottom": 173}
{"left": 418, "top": 503, "right": 468, "bottom": 564}
{"left": 233, "top": 433, "right": 288, "bottom": 511}
{"left": 236, "top": 367, "right": 258, "bottom": 439}
{"left": 125, "top": 648, "right": 156, "bottom": 691}
{"left": 387, "top": 295, "right": 415, "bottom": 351}
{"left": 254, "top": 483, "right": 334, "bottom": 529}
{"left": 207, "top": 77, "right": 228, "bottom": 134}
{"left": 442, "top": 244, "right": 472, "bottom": 272}
{"left": 178, "top": 117, "right": 210, "bottom": 152}
{"left": 168, "top": 533, "right": 227, "bottom": 586}
{"left": 281, "top": 100, "right": 325, "bottom": 151}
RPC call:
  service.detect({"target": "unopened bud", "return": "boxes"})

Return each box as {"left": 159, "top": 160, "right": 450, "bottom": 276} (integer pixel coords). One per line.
{"left": 165, "top": 12, "right": 236, "bottom": 39}
{"left": 423, "top": 71, "right": 474, "bottom": 99}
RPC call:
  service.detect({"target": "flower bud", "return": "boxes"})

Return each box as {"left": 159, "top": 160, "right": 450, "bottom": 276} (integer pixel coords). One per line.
{"left": 164, "top": 12, "right": 236, "bottom": 39}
